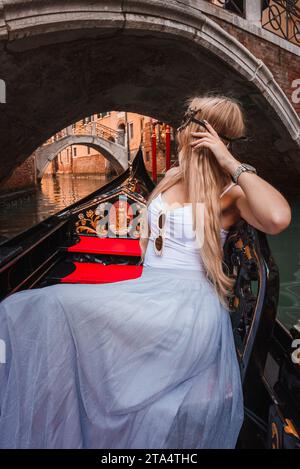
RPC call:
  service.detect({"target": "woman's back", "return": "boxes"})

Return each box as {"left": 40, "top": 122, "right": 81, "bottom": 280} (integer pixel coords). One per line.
{"left": 143, "top": 182, "right": 235, "bottom": 271}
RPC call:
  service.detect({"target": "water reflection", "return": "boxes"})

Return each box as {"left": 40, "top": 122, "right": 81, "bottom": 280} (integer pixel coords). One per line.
{"left": 267, "top": 200, "right": 300, "bottom": 330}
{"left": 0, "top": 174, "right": 110, "bottom": 240}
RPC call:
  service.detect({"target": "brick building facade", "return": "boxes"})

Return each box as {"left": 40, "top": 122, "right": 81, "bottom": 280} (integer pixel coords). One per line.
{"left": 209, "top": 14, "right": 300, "bottom": 116}
{"left": 44, "top": 111, "right": 176, "bottom": 179}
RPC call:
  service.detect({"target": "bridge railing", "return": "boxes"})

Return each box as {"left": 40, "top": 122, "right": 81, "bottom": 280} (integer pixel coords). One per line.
{"left": 261, "top": 0, "right": 299, "bottom": 46}
{"left": 207, "top": 0, "right": 299, "bottom": 46}
{"left": 43, "top": 120, "right": 125, "bottom": 147}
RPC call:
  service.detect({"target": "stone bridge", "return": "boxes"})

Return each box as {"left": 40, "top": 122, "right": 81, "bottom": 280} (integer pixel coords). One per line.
{"left": 0, "top": 0, "right": 299, "bottom": 196}
{"left": 35, "top": 122, "right": 127, "bottom": 180}
{"left": 35, "top": 135, "right": 127, "bottom": 181}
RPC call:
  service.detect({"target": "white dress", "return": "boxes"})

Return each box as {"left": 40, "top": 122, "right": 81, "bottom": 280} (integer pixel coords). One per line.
{"left": 143, "top": 192, "right": 230, "bottom": 270}
{"left": 0, "top": 182, "right": 244, "bottom": 449}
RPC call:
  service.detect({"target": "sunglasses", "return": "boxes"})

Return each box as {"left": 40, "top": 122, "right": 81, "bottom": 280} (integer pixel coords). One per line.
{"left": 177, "top": 109, "right": 249, "bottom": 143}
{"left": 154, "top": 210, "right": 167, "bottom": 256}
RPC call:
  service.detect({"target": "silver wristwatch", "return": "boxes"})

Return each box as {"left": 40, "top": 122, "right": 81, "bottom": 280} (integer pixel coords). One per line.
{"left": 231, "top": 163, "right": 257, "bottom": 183}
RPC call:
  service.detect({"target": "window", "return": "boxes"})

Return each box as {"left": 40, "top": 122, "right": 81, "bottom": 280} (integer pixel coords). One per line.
{"left": 129, "top": 122, "right": 134, "bottom": 139}
{"left": 73, "top": 147, "right": 77, "bottom": 157}
{"left": 87, "top": 146, "right": 90, "bottom": 155}
{"left": 145, "top": 151, "right": 150, "bottom": 162}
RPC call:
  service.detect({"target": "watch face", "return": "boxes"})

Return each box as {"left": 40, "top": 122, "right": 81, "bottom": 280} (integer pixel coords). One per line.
{"left": 243, "top": 164, "right": 256, "bottom": 171}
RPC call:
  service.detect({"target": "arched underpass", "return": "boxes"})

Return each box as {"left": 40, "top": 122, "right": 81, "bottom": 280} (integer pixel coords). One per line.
{"left": 35, "top": 135, "right": 128, "bottom": 180}
{"left": 0, "top": 1, "right": 299, "bottom": 197}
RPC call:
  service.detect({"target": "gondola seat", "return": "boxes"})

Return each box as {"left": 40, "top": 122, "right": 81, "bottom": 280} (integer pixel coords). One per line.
{"left": 60, "top": 262, "right": 143, "bottom": 284}
{"left": 67, "top": 236, "right": 141, "bottom": 257}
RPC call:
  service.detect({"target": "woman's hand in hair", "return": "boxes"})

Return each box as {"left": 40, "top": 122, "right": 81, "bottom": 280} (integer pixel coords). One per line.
{"left": 190, "top": 122, "right": 291, "bottom": 234}
{"left": 190, "top": 121, "right": 240, "bottom": 173}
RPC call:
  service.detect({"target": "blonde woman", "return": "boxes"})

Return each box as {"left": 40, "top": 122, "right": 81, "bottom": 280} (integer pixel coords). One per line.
{"left": 0, "top": 95, "right": 291, "bottom": 449}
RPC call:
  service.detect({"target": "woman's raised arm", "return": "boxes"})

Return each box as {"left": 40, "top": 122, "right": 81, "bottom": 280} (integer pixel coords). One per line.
{"left": 225, "top": 159, "right": 292, "bottom": 235}
{"left": 191, "top": 120, "right": 292, "bottom": 235}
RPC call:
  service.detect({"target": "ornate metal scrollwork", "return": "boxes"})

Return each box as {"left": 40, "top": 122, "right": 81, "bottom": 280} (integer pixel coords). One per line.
{"left": 74, "top": 194, "right": 145, "bottom": 239}
{"left": 223, "top": 218, "right": 270, "bottom": 380}
{"left": 75, "top": 210, "right": 100, "bottom": 235}
{"left": 72, "top": 157, "right": 148, "bottom": 238}
{"left": 262, "top": 0, "right": 300, "bottom": 45}
{"left": 267, "top": 404, "right": 300, "bottom": 448}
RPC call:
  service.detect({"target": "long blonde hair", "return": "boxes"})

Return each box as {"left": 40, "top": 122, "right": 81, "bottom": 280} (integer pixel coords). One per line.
{"left": 142, "top": 94, "right": 246, "bottom": 309}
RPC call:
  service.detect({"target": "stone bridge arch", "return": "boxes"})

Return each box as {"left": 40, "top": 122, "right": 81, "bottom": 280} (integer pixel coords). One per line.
{"left": 35, "top": 135, "right": 127, "bottom": 181}
{"left": 0, "top": 0, "right": 299, "bottom": 195}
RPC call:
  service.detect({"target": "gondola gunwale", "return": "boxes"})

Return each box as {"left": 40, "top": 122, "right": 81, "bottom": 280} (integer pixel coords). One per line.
{"left": 0, "top": 147, "right": 153, "bottom": 299}
{"left": 240, "top": 234, "right": 268, "bottom": 383}
{"left": 0, "top": 146, "right": 153, "bottom": 251}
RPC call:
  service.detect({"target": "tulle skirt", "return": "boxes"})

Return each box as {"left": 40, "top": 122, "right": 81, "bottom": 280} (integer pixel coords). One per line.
{"left": 0, "top": 265, "right": 244, "bottom": 449}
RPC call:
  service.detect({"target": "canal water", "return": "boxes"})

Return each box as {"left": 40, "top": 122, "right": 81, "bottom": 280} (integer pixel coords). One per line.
{"left": 0, "top": 174, "right": 299, "bottom": 331}
{"left": 267, "top": 200, "right": 300, "bottom": 332}
{"left": 0, "top": 174, "right": 110, "bottom": 240}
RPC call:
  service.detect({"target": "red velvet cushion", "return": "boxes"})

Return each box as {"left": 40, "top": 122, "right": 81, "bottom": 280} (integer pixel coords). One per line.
{"left": 67, "top": 236, "right": 141, "bottom": 257}
{"left": 60, "top": 262, "right": 143, "bottom": 284}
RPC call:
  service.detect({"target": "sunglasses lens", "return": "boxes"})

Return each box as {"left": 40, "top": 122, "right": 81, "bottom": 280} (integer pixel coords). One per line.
{"left": 155, "top": 235, "right": 163, "bottom": 251}
{"left": 158, "top": 212, "right": 166, "bottom": 229}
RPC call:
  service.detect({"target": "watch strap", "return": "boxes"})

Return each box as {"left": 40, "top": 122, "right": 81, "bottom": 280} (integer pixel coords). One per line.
{"left": 232, "top": 164, "right": 256, "bottom": 183}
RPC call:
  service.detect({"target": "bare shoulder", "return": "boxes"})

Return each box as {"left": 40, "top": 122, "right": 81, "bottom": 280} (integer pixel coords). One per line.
{"left": 221, "top": 183, "right": 244, "bottom": 206}
{"left": 220, "top": 184, "right": 245, "bottom": 227}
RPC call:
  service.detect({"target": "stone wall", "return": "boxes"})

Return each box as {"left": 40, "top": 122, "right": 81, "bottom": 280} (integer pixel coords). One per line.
{"left": 0, "top": 155, "right": 36, "bottom": 195}
{"left": 71, "top": 154, "right": 107, "bottom": 175}
{"left": 209, "top": 15, "right": 300, "bottom": 117}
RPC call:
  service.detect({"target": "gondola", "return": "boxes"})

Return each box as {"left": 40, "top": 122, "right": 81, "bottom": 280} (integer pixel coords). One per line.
{"left": 0, "top": 146, "right": 299, "bottom": 449}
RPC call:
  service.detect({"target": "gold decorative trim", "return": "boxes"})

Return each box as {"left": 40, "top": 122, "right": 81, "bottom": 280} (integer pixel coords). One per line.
{"left": 75, "top": 195, "right": 145, "bottom": 238}
{"left": 75, "top": 210, "right": 100, "bottom": 235}
{"left": 271, "top": 422, "right": 280, "bottom": 449}
{"left": 284, "top": 419, "right": 300, "bottom": 439}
